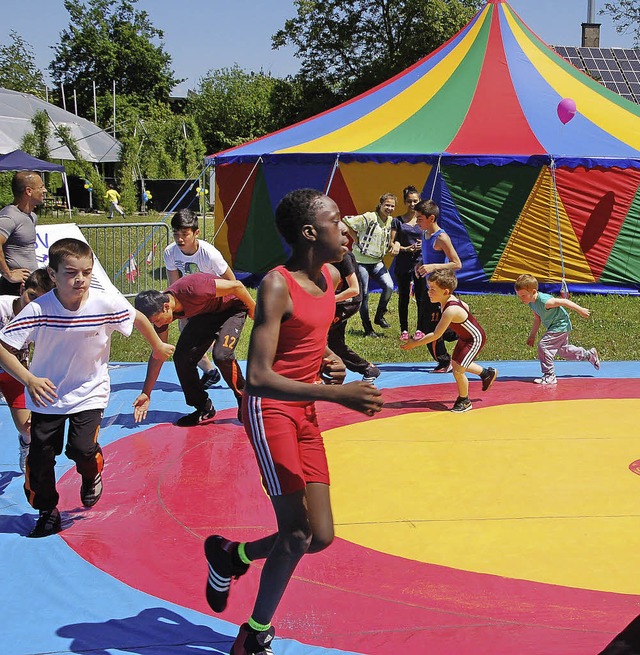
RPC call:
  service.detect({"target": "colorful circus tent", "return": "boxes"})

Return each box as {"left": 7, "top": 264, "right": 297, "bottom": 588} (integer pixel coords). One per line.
{"left": 207, "top": 0, "right": 640, "bottom": 293}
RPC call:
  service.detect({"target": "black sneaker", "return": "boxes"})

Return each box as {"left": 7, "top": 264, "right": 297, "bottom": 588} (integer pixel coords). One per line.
{"left": 374, "top": 316, "right": 391, "bottom": 329}
{"left": 201, "top": 368, "right": 221, "bottom": 390}
{"left": 230, "top": 623, "right": 275, "bottom": 655}
{"left": 480, "top": 367, "right": 498, "bottom": 392}
{"left": 175, "top": 399, "right": 216, "bottom": 427}
{"left": 363, "top": 330, "right": 380, "bottom": 338}
{"left": 28, "top": 508, "right": 61, "bottom": 538}
{"left": 451, "top": 397, "right": 472, "bottom": 413}
{"left": 81, "top": 472, "right": 103, "bottom": 507}
{"left": 205, "top": 535, "right": 249, "bottom": 612}
{"left": 362, "top": 365, "right": 381, "bottom": 384}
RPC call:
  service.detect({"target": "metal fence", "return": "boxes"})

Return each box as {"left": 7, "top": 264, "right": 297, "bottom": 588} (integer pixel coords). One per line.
{"left": 79, "top": 222, "right": 170, "bottom": 297}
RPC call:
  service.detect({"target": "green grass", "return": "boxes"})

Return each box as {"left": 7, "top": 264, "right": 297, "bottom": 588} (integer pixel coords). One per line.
{"left": 43, "top": 209, "right": 640, "bottom": 364}
{"left": 111, "top": 290, "right": 640, "bottom": 364}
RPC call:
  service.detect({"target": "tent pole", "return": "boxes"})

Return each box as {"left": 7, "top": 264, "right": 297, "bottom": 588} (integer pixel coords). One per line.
{"left": 428, "top": 154, "right": 443, "bottom": 200}
{"left": 62, "top": 171, "right": 72, "bottom": 219}
{"left": 549, "top": 157, "right": 569, "bottom": 296}
{"left": 324, "top": 154, "right": 340, "bottom": 195}
{"left": 209, "top": 165, "right": 216, "bottom": 244}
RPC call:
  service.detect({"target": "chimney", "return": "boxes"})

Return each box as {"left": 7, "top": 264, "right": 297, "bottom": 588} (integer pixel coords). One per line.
{"left": 582, "top": 0, "right": 601, "bottom": 47}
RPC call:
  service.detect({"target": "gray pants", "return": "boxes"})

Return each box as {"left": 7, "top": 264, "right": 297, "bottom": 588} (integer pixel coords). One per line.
{"left": 538, "top": 331, "right": 590, "bottom": 376}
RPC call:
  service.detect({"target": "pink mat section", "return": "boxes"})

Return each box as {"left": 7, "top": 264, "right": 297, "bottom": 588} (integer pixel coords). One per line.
{"left": 58, "top": 378, "right": 640, "bottom": 654}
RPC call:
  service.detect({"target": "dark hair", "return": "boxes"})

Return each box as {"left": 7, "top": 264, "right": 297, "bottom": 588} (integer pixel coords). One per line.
{"left": 428, "top": 269, "right": 458, "bottom": 292}
{"left": 134, "top": 289, "right": 170, "bottom": 318}
{"left": 403, "top": 185, "right": 419, "bottom": 202}
{"left": 375, "top": 193, "right": 397, "bottom": 212}
{"left": 47, "top": 238, "right": 94, "bottom": 271}
{"left": 24, "top": 267, "right": 55, "bottom": 294}
{"left": 415, "top": 199, "right": 440, "bottom": 221}
{"left": 12, "top": 171, "right": 40, "bottom": 197}
{"left": 275, "top": 188, "right": 325, "bottom": 246}
{"left": 171, "top": 208, "right": 199, "bottom": 231}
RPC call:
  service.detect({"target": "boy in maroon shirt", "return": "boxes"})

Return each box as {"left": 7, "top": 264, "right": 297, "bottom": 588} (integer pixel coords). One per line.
{"left": 133, "top": 273, "right": 255, "bottom": 426}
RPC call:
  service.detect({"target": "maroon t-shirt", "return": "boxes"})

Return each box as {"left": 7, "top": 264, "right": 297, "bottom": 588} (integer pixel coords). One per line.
{"left": 157, "top": 273, "right": 244, "bottom": 333}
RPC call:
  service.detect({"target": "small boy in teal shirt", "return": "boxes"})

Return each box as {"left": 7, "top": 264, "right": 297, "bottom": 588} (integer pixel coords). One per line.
{"left": 514, "top": 274, "right": 600, "bottom": 385}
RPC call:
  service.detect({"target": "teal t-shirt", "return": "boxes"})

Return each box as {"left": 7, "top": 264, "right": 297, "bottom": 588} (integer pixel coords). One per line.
{"left": 529, "top": 291, "right": 572, "bottom": 332}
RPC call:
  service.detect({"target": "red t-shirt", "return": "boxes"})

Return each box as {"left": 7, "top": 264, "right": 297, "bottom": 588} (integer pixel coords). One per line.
{"left": 271, "top": 265, "right": 335, "bottom": 384}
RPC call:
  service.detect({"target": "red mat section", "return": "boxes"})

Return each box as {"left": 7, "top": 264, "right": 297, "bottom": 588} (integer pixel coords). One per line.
{"left": 58, "top": 379, "right": 640, "bottom": 654}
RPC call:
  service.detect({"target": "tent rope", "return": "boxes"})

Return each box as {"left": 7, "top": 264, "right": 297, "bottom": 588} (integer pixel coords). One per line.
{"left": 549, "top": 157, "right": 569, "bottom": 296}
{"left": 213, "top": 157, "right": 263, "bottom": 241}
{"left": 428, "top": 154, "right": 443, "bottom": 199}
{"left": 325, "top": 154, "right": 341, "bottom": 195}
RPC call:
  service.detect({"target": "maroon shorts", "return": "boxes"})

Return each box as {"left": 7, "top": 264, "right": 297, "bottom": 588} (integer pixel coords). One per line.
{"left": 0, "top": 371, "right": 26, "bottom": 409}
{"left": 242, "top": 394, "right": 330, "bottom": 496}
{"left": 452, "top": 333, "right": 486, "bottom": 368}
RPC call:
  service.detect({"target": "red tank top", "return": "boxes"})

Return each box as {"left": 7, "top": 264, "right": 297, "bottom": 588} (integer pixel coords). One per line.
{"left": 443, "top": 298, "right": 486, "bottom": 343}
{"left": 272, "top": 264, "right": 335, "bottom": 384}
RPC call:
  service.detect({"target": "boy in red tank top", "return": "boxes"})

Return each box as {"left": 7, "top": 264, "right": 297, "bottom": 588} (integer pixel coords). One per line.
{"left": 203, "top": 189, "right": 383, "bottom": 654}
{"left": 401, "top": 269, "right": 497, "bottom": 413}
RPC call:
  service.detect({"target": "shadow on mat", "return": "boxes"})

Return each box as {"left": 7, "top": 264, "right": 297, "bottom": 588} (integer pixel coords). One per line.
{"left": 57, "top": 607, "right": 232, "bottom": 654}
{"left": 383, "top": 399, "right": 450, "bottom": 411}
{"left": 597, "top": 613, "right": 640, "bottom": 654}
{"left": 0, "top": 470, "right": 21, "bottom": 496}
{"left": 0, "top": 509, "right": 89, "bottom": 536}
{"left": 102, "top": 410, "right": 186, "bottom": 429}
{"left": 110, "top": 380, "right": 183, "bottom": 394}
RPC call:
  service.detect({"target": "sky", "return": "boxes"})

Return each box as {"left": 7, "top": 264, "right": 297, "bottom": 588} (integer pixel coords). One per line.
{"left": 2, "top": 1, "right": 637, "bottom": 97}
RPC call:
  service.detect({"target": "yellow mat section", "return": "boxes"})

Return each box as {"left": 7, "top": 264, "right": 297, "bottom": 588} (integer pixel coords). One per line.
{"left": 327, "top": 399, "right": 640, "bottom": 593}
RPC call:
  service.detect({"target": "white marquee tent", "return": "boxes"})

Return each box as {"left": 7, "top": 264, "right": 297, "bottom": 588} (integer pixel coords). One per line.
{"left": 0, "top": 88, "right": 121, "bottom": 163}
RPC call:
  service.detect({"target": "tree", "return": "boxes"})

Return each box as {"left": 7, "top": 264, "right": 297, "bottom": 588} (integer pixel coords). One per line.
{"left": 0, "top": 30, "right": 46, "bottom": 97}
{"left": 602, "top": 1, "right": 640, "bottom": 46}
{"left": 188, "top": 66, "right": 284, "bottom": 155}
{"left": 49, "top": 0, "right": 181, "bottom": 118}
{"left": 272, "top": 0, "right": 482, "bottom": 100}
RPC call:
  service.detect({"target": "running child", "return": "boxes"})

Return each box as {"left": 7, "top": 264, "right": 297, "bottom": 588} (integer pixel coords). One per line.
{"left": 203, "top": 189, "right": 383, "bottom": 655}
{"left": 0, "top": 238, "right": 174, "bottom": 538}
{"left": 164, "top": 208, "right": 236, "bottom": 389}
{"left": 514, "top": 274, "right": 600, "bottom": 385}
{"left": 401, "top": 269, "right": 497, "bottom": 412}
{"left": 0, "top": 268, "right": 54, "bottom": 472}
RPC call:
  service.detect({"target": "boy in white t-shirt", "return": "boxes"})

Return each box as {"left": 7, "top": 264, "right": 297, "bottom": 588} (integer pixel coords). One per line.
{"left": 164, "top": 209, "right": 235, "bottom": 389}
{"left": 0, "top": 268, "right": 54, "bottom": 473}
{"left": 0, "top": 238, "right": 174, "bottom": 538}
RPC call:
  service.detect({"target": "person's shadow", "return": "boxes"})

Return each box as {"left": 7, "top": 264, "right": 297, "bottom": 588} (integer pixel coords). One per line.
{"left": 57, "top": 607, "right": 233, "bottom": 654}
{"left": 0, "top": 470, "right": 21, "bottom": 495}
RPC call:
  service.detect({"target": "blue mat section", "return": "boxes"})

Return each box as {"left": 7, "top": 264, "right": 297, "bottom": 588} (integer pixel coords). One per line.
{"left": 0, "top": 359, "right": 634, "bottom": 655}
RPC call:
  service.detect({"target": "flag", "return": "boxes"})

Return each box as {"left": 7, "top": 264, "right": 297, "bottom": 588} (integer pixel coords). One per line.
{"left": 125, "top": 253, "right": 138, "bottom": 282}
{"left": 145, "top": 244, "right": 157, "bottom": 266}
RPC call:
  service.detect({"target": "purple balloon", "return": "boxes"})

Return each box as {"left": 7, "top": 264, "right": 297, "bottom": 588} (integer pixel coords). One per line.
{"left": 557, "top": 98, "right": 577, "bottom": 125}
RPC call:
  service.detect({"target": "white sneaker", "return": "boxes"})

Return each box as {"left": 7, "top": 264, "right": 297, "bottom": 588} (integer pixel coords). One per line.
{"left": 534, "top": 374, "right": 557, "bottom": 385}
{"left": 18, "top": 436, "right": 29, "bottom": 474}
{"left": 588, "top": 348, "right": 600, "bottom": 370}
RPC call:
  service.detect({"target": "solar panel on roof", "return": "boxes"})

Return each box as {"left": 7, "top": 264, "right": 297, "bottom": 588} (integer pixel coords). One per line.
{"left": 553, "top": 45, "right": 640, "bottom": 103}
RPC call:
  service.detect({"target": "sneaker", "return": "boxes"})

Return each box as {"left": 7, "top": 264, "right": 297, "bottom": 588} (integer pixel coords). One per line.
{"left": 480, "top": 367, "right": 498, "bottom": 392}
{"left": 430, "top": 361, "right": 453, "bottom": 374}
{"left": 400, "top": 331, "right": 410, "bottom": 341}
{"left": 362, "top": 365, "right": 381, "bottom": 384}
{"left": 18, "top": 436, "right": 29, "bottom": 474}
{"left": 231, "top": 623, "right": 275, "bottom": 655}
{"left": 81, "top": 472, "right": 103, "bottom": 507}
{"left": 374, "top": 316, "right": 391, "bottom": 329}
{"left": 201, "top": 368, "right": 222, "bottom": 389}
{"left": 451, "top": 397, "right": 472, "bottom": 413}
{"left": 534, "top": 374, "right": 557, "bottom": 385}
{"left": 28, "top": 508, "right": 61, "bottom": 538}
{"left": 175, "top": 399, "right": 216, "bottom": 427}
{"left": 363, "top": 329, "right": 379, "bottom": 338}
{"left": 588, "top": 348, "right": 600, "bottom": 370}
{"left": 204, "top": 535, "right": 249, "bottom": 613}
{"left": 412, "top": 330, "right": 426, "bottom": 341}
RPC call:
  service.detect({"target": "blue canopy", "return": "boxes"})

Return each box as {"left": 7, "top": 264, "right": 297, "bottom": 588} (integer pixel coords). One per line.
{"left": 0, "top": 149, "right": 65, "bottom": 172}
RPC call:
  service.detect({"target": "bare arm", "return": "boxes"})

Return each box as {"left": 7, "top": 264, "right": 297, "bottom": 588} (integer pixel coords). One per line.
{"left": 214, "top": 278, "right": 256, "bottom": 319}
{"left": 0, "top": 233, "right": 30, "bottom": 283}
{"left": 416, "top": 233, "right": 462, "bottom": 277}
{"left": 0, "top": 340, "right": 57, "bottom": 406}
{"left": 134, "top": 310, "right": 175, "bottom": 361}
{"left": 334, "top": 271, "right": 359, "bottom": 303}
{"left": 527, "top": 313, "right": 542, "bottom": 346}
{"left": 166, "top": 269, "right": 181, "bottom": 285}
{"left": 400, "top": 306, "right": 459, "bottom": 350}
{"left": 132, "top": 325, "right": 171, "bottom": 422}
{"left": 546, "top": 297, "right": 590, "bottom": 318}
{"left": 245, "top": 271, "right": 382, "bottom": 414}
{"left": 221, "top": 266, "right": 236, "bottom": 281}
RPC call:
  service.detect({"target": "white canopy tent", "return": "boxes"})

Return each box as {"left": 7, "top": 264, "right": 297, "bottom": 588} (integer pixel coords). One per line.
{"left": 0, "top": 88, "right": 121, "bottom": 163}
